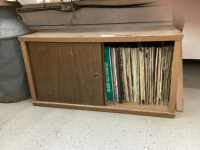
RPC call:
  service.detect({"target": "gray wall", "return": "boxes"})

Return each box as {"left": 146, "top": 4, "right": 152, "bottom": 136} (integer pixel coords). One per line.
{"left": 17, "top": 0, "right": 200, "bottom": 59}
{"left": 17, "top": 0, "right": 37, "bottom": 4}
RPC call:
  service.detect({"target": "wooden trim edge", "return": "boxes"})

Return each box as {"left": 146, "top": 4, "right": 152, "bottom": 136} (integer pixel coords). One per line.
{"left": 33, "top": 101, "right": 176, "bottom": 118}
{"left": 20, "top": 42, "right": 37, "bottom": 101}
{"left": 168, "top": 40, "right": 182, "bottom": 113}
{"left": 18, "top": 35, "right": 183, "bottom": 43}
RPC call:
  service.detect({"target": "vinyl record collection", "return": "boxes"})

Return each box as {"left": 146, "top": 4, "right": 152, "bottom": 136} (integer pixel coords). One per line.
{"left": 104, "top": 42, "right": 174, "bottom": 105}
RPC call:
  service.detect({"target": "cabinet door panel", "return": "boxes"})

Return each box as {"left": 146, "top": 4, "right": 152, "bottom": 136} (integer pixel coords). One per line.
{"left": 28, "top": 42, "right": 104, "bottom": 106}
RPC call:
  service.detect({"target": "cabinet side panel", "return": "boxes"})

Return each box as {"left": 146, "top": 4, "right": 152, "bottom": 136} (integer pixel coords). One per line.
{"left": 27, "top": 42, "right": 104, "bottom": 106}
{"left": 20, "top": 42, "right": 37, "bottom": 101}
{"left": 169, "top": 41, "right": 182, "bottom": 113}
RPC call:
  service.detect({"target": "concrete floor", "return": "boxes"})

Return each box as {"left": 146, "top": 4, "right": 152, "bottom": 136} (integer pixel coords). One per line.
{"left": 0, "top": 87, "right": 200, "bottom": 150}
{"left": 1, "top": 60, "right": 200, "bottom": 150}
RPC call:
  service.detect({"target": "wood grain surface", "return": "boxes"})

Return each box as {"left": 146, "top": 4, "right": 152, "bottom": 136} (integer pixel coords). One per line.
{"left": 20, "top": 42, "right": 37, "bottom": 101}
{"left": 169, "top": 40, "right": 182, "bottom": 113}
{"left": 19, "top": 26, "right": 184, "bottom": 42}
{"left": 33, "top": 101, "right": 175, "bottom": 118}
{"left": 28, "top": 42, "right": 105, "bottom": 106}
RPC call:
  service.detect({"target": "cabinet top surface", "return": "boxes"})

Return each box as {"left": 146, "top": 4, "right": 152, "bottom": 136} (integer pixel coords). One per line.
{"left": 19, "top": 25, "right": 184, "bottom": 42}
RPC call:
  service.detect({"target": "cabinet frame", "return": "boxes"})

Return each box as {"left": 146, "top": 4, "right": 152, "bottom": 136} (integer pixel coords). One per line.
{"left": 19, "top": 26, "right": 183, "bottom": 118}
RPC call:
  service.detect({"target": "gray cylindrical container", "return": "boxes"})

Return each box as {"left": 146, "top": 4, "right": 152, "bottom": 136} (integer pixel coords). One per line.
{"left": 0, "top": 3, "right": 32, "bottom": 103}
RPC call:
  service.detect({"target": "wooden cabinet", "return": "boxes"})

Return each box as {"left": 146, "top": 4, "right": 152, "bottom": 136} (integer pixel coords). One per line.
{"left": 19, "top": 26, "right": 183, "bottom": 118}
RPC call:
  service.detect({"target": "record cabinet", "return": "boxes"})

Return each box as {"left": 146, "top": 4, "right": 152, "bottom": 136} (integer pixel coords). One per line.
{"left": 19, "top": 26, "right": 183, "bottom": 118}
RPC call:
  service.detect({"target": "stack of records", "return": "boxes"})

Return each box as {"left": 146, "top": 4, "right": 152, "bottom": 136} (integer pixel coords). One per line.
{"left": 104, "top": 42, "right": 174, "bottom": 105}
